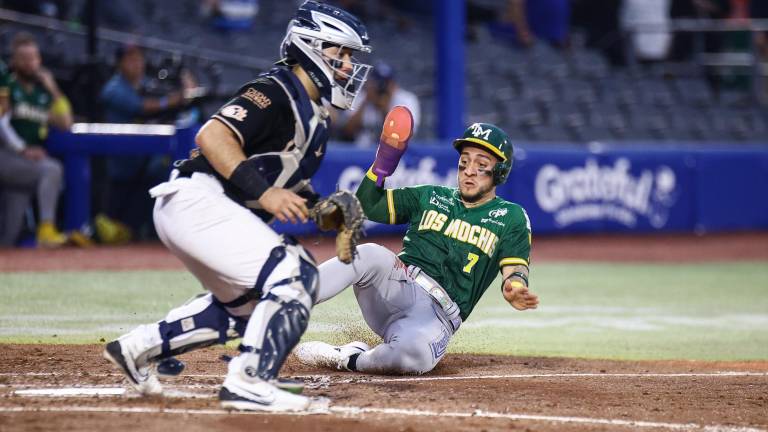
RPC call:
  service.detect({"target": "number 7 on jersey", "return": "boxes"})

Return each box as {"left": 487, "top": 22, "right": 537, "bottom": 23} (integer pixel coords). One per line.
{"left": 463, "top": 252, "right": 479, "bottom": 273}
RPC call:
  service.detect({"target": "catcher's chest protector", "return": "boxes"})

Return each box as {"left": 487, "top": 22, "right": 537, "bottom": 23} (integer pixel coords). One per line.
{"left": 241, "top": 69, "right": 331, "bottom": 220}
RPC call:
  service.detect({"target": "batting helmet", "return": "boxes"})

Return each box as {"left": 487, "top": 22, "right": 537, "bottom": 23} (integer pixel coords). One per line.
{"left": 279, "top": 1, "right": 372, "bottom": 110}
{"left": 453, "top": 123, "right": 514, "bottom": 185}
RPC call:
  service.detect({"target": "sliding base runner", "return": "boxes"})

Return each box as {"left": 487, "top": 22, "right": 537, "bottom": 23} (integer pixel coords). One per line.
{"left": 295, "top": 114, "right": 540, "bottom": 375}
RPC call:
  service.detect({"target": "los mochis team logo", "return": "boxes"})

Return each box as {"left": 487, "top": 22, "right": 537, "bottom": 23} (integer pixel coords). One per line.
{"left": 469, "top": 123, "right": 491, "bottom": 140}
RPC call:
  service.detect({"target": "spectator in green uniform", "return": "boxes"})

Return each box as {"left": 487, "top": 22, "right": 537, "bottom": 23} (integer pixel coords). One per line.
{"left": 0, "top": 33, "right": 73, "bottom": 247}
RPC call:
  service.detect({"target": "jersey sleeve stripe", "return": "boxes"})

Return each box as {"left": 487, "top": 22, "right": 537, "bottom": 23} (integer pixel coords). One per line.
{"left": 212, "top": 115, "right": 245, "bottom": 146}
{"left": 386, "top": 189, "right": 395, "bottom": 224}
{"left": 366, "top": 168, "right": 378, "bottom": 182}
{"left": 499, "top": 257, "right": 529, "bottom": 268}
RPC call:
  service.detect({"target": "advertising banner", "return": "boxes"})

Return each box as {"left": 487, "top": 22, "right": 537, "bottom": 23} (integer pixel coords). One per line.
{"left": 47, "top": 128, "right": 767, "bottom": 235}
{"left": 277, "top": 144, "right": 766, "bottom": 236}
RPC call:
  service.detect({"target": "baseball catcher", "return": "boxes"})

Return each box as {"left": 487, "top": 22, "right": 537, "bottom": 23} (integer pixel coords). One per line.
{"left": 103, "top": 1, "right": 373, "bottom": 411}
{"left": 295, "top": 109, "right": 539, "bottom": 375}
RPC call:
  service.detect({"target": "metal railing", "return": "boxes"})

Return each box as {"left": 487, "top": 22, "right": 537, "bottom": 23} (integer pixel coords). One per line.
{"left": 621, "top": 18, "right": 768, "bottom": 102}
{"left": 0, "top": 7, "right": 273, "bottom": 70}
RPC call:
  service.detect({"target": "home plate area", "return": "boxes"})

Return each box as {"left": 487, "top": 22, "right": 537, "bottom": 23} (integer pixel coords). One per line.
{"left": 1, "top": 345, "right": 766, "bottom": 432}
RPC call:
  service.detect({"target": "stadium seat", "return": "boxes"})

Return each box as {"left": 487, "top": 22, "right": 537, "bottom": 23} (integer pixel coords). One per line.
{"left": 501, "top": 100, "right": 545, "bottom": 129}
{"left": 599, "top": 74, "right": 640, "bottom": 108}
{"left": 568, "top": 49, "right": 610, "bottom": 80}
{"left": 573, "top": 125, "right": 615, "bottom": 142}
{"left": 589, "top": 102, "right": 630, "bottom": 137}
{"left": 546, "top": 102, "right": 588, "bottom": 129}
{"left": 674, "top": 79, "right": 715, "bottom": 107}
{"left": 528, "top": 125, "right": 574, "bottom": 142}
{"left": 520, "top": 78, "right": 558, "bottom": 105}
{"left": 635, "top": 79, "right": 676, "bottom": 108}
{"left": 560, "top": 80, "right": 598, "bottom": 106}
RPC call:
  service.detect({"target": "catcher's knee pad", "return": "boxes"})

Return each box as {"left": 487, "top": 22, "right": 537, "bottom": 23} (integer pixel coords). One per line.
{"left": 271, "top": 241, "right": 318, "bottom": 305}
{"left": 295, "top": 245, "right": 319, "bottom": 304}
{"left": 156, "top": 293, "right": 247, "bottom": 359}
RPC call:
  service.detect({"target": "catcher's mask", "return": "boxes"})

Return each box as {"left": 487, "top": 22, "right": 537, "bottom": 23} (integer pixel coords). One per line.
{"left": 277, "top": 1, "right": 372, "bottom": 110}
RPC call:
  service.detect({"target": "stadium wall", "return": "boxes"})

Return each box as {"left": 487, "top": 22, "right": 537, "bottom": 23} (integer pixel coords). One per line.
{"left": 47, "top": 128, "right": 768, "bottom": 235}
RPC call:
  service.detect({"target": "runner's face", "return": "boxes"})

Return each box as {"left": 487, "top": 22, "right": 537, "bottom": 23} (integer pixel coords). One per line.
{"left": 458, "top": 146, "right": 496, "bottom": 203}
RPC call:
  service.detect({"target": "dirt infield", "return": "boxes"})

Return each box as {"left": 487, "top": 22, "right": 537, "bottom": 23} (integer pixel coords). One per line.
{"left": 2, "top": 231, "right": 767, "bottom": 272}
{"left": 1, "top": 344, "right": 767, "bottom": 432}
{"left": 2, "top": 233, "right": 767, "bottom": 431}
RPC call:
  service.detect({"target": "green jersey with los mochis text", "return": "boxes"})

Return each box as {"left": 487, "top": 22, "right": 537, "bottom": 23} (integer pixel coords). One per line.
{"left": 6, "top": 74, "right": 53, "bottom": 146}
{"left": 356, "top": 169, "right": 532, "bottom": 321}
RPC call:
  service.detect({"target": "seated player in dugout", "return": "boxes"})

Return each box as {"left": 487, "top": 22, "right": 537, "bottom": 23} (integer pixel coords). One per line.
{"left": 0, "top": 32, "right": 74, "bottom": 247}
{"left": 295, "top": 108, "right": 539, "bottom": 375}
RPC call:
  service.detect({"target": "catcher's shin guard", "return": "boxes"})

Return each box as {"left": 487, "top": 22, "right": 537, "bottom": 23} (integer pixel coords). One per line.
{"left": 155, "top": 293, "right": 248, "bottom": 360}
{"left": 236, "top": 244, "right": 318, "bottom": 380}
{"left": 239, "top": 297, "right": 311, "bottom": 380}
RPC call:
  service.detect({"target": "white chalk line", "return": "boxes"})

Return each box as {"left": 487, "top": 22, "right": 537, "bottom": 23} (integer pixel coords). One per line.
{"left": 2, "top": 371, "right": 767, "bottom": 383}
{"left": 0, "top": 404, "right": 763, "bottom": 432}
{"left": 326, "top": 371, "right": 768, "bottom": 384}
{"left": 9, "top": 387, "right": 213, "bottom": 399}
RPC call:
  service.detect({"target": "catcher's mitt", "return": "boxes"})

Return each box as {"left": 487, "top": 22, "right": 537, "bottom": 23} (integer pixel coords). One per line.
{"left": 310, "top": 190, "right": 364, "bottom": 264}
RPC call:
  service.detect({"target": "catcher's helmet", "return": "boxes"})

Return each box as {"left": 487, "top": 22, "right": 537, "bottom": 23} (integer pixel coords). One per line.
{"left": 453, "top": 123, "right": 514, "bottom": 185}
{"left": 279, "top": 1, "right": 372, "bottom": 110}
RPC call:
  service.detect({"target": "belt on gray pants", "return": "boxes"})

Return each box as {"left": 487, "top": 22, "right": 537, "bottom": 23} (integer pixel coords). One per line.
{"left": 408, "top": 266, "right": 462, "bottom": 333}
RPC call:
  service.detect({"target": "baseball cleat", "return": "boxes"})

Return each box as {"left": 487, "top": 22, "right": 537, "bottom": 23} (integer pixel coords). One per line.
{"left": 272, "top": 377, "right": 305, "bottom": 394}
{"left": 36, "top": 222, "right": 67, "bottom": 248}
{"left": 293, "top": 341, "right": 369, "bottom": 371}
{"left": 219, "top": 355, "right": 310, "bottom": 412}
{"left": 219, "top": 378, "right": 311, "bottom": 412}
{"left": 103, "top": 339, "right": 163, "bottom": 395}
{"left": 217, "top": 354, "right": 304, "bottom": 394}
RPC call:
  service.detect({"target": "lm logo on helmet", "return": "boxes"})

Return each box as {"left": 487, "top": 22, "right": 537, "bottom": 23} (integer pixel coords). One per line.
{"left": 469, "top": 123, "right": 491, "bottom": 141}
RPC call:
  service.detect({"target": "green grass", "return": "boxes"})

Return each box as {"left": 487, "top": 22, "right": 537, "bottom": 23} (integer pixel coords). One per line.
{"left": 1, "top": 263, "right": 767, "bottom": 360}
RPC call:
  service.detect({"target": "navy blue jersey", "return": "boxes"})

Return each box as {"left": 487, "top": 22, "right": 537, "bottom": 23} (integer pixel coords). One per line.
{"left": 176, "top": 67, "right": 330, "bottom": 221}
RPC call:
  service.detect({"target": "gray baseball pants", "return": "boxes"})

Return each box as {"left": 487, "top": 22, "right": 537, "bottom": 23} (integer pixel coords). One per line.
{"left": 318, "top": 243, "right": 460, "bottom": 375}
{"left": 0, "top": 147, "right": 63, "bottom": 246}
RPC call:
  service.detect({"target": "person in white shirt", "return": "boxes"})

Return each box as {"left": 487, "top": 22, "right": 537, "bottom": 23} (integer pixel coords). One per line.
{"left": 337, "top": 61, "right": 421, "bottom": 147}
{"left": 621, "top": 0, "right": 672, "bottom": 62}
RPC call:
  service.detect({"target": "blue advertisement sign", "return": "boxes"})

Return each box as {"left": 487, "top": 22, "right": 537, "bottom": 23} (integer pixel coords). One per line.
{"left": 508, "top": 148, "right": 696, "bottom": 234}
{"left": 47, "top": 127, "right": 767, "bottom": 235}
{"left": 279, "top": 143, "right": 767, "bottom": 236}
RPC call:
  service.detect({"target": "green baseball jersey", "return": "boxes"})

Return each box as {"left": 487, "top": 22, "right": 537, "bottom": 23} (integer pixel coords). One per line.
{"left": 0, "top": 60, "right": 8, "bottom": 96}
{"left": 357, "top": 170, "right": 531, "bottom": 321}
{"left": 6, "top": 74, "right": 52, "bottom": 145}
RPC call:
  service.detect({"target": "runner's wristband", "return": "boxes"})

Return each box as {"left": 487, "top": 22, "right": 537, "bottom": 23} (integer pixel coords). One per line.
{"left": 503, "top": 271, "right": 529, "bottom": 286}
{"left": 229, "top": 159, "right": 270, "bottom": 200}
